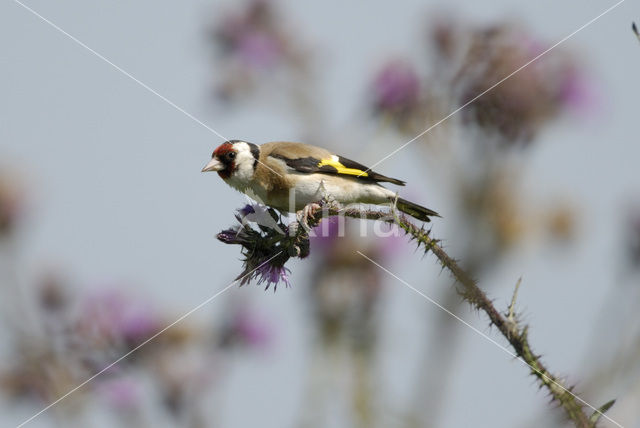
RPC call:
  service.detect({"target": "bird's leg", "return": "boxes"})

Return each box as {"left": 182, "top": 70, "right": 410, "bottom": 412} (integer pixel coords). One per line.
{"left": 297, "top": 202, "right": 323, "bottom": 232}
{"left": 294, "top": 180, "right": 331, "bottom": 232}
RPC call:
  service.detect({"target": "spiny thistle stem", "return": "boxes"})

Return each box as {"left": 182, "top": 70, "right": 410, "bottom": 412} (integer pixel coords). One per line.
{"left": 319, "top": 205, "right": 607, "bottom": 428}
{"left": 219, "top": 201, "right": 613, "bottom": 426}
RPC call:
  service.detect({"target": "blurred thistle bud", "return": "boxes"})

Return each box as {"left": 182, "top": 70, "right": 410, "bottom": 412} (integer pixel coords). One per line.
{"left": 555, "top": 64, "right": 599, "bottom": 118}
{"left": 307, "top": 221, "right": 387, "bottom": 349}
{"left": 97, "top": 376, "right": 142, "bottom": 411}
{"left": 0, "top": 172, "right": 24, "bottom": 237}
{"left": 218, "top": 303, "right": 273, "bottom": 350}
{"left": 210, "top": 0, "right": 309, "bottom": 101}
{"left": 460, "top": 169, "right": 526, "bottom": 253}
{"left": 626, "top": 209, "right": 640, "bottom": 269}
{"left": 152, "top": 346, "right": 217, "bottom": 418}
{"left": 216, "top": 0, "right": 284, "bottom": 71}
{"left": 368, "top": 59, "right": 444, "bottom": 137}
{"left": 373, "top": 60, "right": 421, "bottom": 112}
{"left": 546, "top": 203, "right": 576, "bottom": 242}
{"left": 0, "top": 347, "right": 81, "bottom": 405}
{"left": 37, "top": 273, "right": 69, "bottom": 313}
{"left": 428, "top": 12, "right": 460, "bottom": 62}
{"left": 80, "top": 289, "right": 162, "bottom": 351}
{"left": 215, "top": 0, "right": 275, "bottom": 56}
{"left": 455, "top": 23, "right": 588, "bottom": 145}
{"left": 235, "top": 30, "right": 284, "bottom": 69}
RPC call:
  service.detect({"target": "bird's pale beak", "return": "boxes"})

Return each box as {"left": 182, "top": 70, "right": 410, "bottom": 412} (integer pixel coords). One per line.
{"left": 202, "top": 157, "right": 224, "bottom": 172}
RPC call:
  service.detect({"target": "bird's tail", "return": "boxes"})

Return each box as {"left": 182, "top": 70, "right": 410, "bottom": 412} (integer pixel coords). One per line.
{"left": 394, "top": 197, "right": 440, "bottom": 222}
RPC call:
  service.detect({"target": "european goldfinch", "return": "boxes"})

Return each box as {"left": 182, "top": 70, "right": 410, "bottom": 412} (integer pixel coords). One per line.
{"left": 202, "top": 140, "right": 439, "bottom": 222}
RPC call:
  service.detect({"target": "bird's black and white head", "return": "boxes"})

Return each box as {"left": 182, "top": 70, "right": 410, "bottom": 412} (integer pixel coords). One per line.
{"left": 202, "top": 140, "right": 260, "bottom": 184}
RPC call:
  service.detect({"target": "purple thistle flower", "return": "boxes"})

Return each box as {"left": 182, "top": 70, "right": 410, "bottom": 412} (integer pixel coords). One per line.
{"left": 255, "top": 262, "right": 291, "bottom": 291}
{"left": 97, "top": 376, "right": 141, "bottom": 411}
{"left": 234, "top": 314, "right": 272, "bottom": 348}
{"left": 119, "top": 309, "right": 159, "bottom": 347}
{"left": 455, "top": 24, "right": 588, "bottom": 145}
{"left": 222, "top": 305, "right": 274, "bottom": 349}
{"left": 237, "top": 30, "right": 283, "bottom": 69}
{"left": 213, "top": 0, "right": 289, "bottom": 71}
{"left": 557, "top": 65, "right": 599, "bottom": 117}
{"left": 373, "top": 61, "right": 421, "bottom": 111}
{"left": 81, "top": 289, "right": 161, "bottom": 348}
{"left": 219, "top": 203, "right": 322, "bottom": 291}
{"left": 236, "top": 252, "right": 292, "bottom": 291}
{"left": 217, "top": 227, "right": 243, "bottom": 245}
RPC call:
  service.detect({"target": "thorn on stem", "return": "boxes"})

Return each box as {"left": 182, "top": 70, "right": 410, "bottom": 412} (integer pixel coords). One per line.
{"left": 505, "top": 277, "right": 522, "bottom": 338}
{"left": 507, "top": 277, "right": 522, "bottom": 322}
{"left": 588, "top": 399, "right": 616, "bottom": 426}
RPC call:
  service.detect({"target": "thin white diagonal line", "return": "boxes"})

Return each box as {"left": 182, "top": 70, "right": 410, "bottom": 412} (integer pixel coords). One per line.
{"left": 359, "top": 0, "right": 624, "bottom": 177}
{"left": 14, "top": 0, "right": 285, "bottom": 178}
{"left": 357, "top": 251, "right": 624, "bottom": 428}
{"left": 13, "top": 0, "right": 228, "bottom": 141}
{"left": 15, "top": 252, "right": 283, "bottom": 428}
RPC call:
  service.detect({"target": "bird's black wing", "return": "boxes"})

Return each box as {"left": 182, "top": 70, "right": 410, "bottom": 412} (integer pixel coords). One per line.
{"left": 270, "top": 153, "right": 406, "bottom": 186}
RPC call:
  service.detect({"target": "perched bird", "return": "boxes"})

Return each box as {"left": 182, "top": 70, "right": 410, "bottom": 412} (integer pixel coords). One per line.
{"left": 202, "top": 140, "right": 439, "bottom": 222}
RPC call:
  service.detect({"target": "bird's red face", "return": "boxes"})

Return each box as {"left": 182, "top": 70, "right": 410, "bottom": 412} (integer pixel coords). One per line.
{"left": 202, "top": 142, "right": 238, "bottom": 179}
{"left": 202, "top": 140, "right": 260, "bottom": 183}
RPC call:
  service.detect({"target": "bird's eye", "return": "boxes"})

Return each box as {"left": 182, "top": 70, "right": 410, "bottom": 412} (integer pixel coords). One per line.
{"left": 227, "top": 152, "right": 236, "bottom": 160}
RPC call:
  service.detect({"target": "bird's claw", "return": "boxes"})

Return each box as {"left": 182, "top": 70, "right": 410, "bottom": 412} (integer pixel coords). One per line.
{"left": 297, "top": 202, "right": 322, "bottom": 232}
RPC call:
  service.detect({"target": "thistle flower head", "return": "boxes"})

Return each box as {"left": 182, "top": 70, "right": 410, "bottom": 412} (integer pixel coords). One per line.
{"left": 255, "top": 263, "right": 291, "bottom": 289}
{"left": 219, "top": 304, "right": 274, "bottom": 349}
{"left": 455, "top": 23, "right": 587, "bottom": 145}
{"left": 210, "top": 0, "right": 309, "bottom": 101}
{"left": 235, "top": 254, "right": 292, "bottom": 291}
{"left": 216, "top": 227, "right": 245, "bottom": 245}
{"left": 217, "top": 202, "right": 401, "bottom": 291}
{"left": 80, "top": 289, "right": 161, "bottom": 349}
{"left": 556, "top": 65, "right": 598, "bottom": 117}
{"left": 218, "top": 203, "right": 306, "bottom": 291}
{"left": 236, "top": 30, "right": 283, "bottom": 69}
{"left": 97, "top": 376, "right": 141, "bottom": 411}
{"left": 372, "top": 60, "right": 421, "bottom": 112}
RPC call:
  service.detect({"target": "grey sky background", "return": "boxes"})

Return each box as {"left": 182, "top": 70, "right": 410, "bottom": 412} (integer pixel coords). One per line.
{"left": 1, "top": 0, "right": 640, "bottom": 427}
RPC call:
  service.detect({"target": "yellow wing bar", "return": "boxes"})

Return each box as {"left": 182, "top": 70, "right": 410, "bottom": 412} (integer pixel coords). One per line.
{"left": 317, "top": 157, "right": 369, "bottom": 177}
